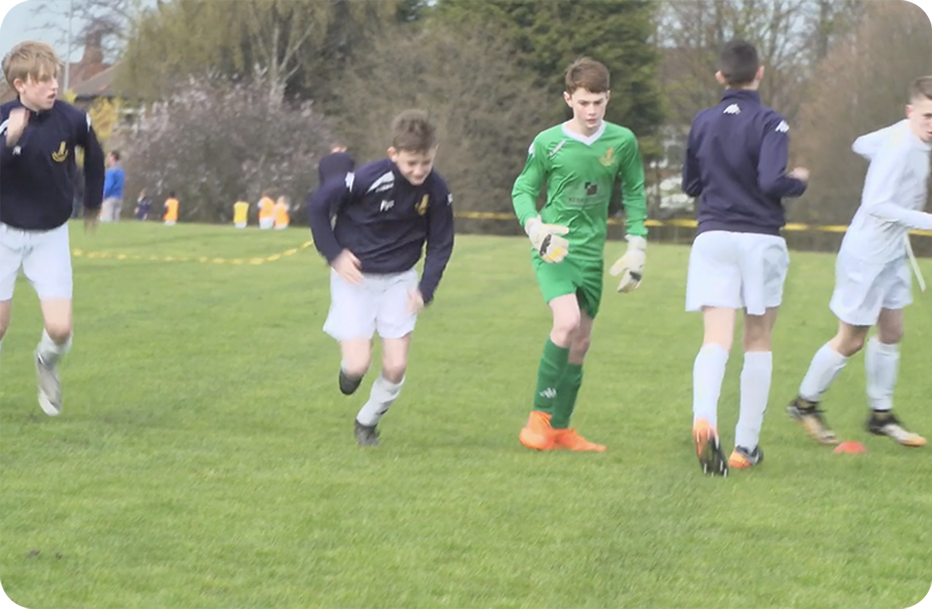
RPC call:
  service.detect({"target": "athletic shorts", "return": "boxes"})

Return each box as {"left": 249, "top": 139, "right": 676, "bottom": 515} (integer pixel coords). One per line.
{"left": 686, "top": 230, "right": 789, "bottom": 316}
{"left": 0, "top": 222, "right": 73, "bottom": 301}
{"left": 829, "top": 254, "right": 911, "bottom": 326}
{"left": 533, "top": 254, "right": 604, "bottom": 319}
{"left": 323, "top": 268, "right": 419, "bottom": 341}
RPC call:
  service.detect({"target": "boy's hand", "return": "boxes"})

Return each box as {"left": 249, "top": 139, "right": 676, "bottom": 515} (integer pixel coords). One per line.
{"left": 788, "top": 167, "right": 809, "bottom": 183}
{"left": 408, "top": 289, "right": 425, "bottom": 315}
{"left": 525, "top": 216, "right": 569, "bottom": 263}
{"left": 5, "top": 108, "right": 29, "bottom": 147}
{"left": 332, "top": 249, "right": 363, "bottom": 285}
{"left": 610, "top": 235, "right": 646, "bottom": 293}
{"left": 83, "top": 208, "right": 99, "bottom": 234}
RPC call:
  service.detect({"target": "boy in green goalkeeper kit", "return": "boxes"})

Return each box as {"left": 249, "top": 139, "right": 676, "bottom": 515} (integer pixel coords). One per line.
{"left": 512, "top": 57, "right": 647, "bottom": 451}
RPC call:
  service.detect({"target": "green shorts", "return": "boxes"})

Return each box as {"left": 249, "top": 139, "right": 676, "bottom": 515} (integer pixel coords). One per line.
{"left": 532, "top": 254, "right": 604, "bottom": 318}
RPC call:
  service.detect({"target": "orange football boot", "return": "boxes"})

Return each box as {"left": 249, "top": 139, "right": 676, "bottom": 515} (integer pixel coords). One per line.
{"left": 553, "top": 428, "right": 606, "bottom": 452}
{"left": 519, "top": 411, "right": 558, "bottom": 450}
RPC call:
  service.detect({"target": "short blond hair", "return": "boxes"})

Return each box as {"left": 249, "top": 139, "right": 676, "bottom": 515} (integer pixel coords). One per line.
{"left": 2, "top": 41, "right": 58, "bottom": 86}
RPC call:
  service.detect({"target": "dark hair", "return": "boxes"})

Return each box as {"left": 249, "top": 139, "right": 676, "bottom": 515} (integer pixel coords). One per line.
{"left": 109, "top": 150, "right": 121, "bottom": 161}
{"left": 168, "top": 191, "right": 176, "bottom": 198}
{"left": 565, "top": 57, "right": 610, "bottom": 94}
{"left": 391, "top": 109, "right": 437, "bottom": 153}
{"left": 718, "top": 39, "right": 760, "bottom": 87}
{"left": 909, "top": 76, "right": 932, "bottom": 103}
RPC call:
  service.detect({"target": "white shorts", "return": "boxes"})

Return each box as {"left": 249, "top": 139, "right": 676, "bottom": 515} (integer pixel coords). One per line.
{"left": 323, "top": 268, "right": 419, "bottom": 341}
{"left": 0, "top": 222, "right": 73, "bottom": 301}
{"left": 235, "top": 222, "right": 247, "bottom": 229}
{"left": 829, "top": 255, "right": 911, "bottom": 326}
{"left": 686, "top": 231, "right": 789, "bottom": 315}
{"left": 259, "top": 217, "right": 274, "bottom": 230}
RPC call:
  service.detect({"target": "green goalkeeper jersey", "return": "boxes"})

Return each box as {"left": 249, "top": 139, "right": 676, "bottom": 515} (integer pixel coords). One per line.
{"left": 512, "top": 121, "right": 647, "bottom": 262}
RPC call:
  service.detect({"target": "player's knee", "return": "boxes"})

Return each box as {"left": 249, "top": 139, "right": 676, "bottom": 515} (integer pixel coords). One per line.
{"left": 742, "top": 327, "right": 772, "bottom": 352}
{"left": 343, "top": 361, "right": 369, "bottom": 379}
{"left": 570, "top": 334, "right": 591, "bottom": 359}
{"left": 551, "top": 314, "right": 581, "bottom": 345}
{"left": 833, "top": 333, "right": 865, "bottom": 357}
{"left": 45, "top": 322, "right": 72, "bottom": 345}
{"left": 877, "top": 325, "right": 903, "bottom": 345}
{"left": 382, "top": 361, "right": 406, "bottom": 384}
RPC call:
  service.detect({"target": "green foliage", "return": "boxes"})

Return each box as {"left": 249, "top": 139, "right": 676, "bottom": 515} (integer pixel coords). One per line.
{"left": 117, "top": 0, "right": 398, "bottom": 103}
{"left": 432, "top": 0, "right": 664, "bottom": 155}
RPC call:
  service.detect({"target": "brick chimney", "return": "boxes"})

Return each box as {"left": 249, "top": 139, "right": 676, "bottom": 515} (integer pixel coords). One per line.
{"left": 80, "top": 32, "right": 104, "bottom": 66}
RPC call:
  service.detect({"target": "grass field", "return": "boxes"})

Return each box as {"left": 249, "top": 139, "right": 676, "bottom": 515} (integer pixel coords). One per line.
{"left": 1, "top": 221, "right": 930, "bottom": 609}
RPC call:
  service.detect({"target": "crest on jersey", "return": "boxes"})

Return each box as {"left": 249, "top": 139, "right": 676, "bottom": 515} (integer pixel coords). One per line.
{"left": 599, "top": 147, "right": 615, "bottom": 167}
{"left": 51, "top": 141, "right": 69, "bottom": 163}
{"left": 416, "top": 194, "right": 429, "bottom": 215}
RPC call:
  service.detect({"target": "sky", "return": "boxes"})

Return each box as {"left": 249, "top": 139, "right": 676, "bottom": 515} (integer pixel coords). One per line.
{"left": 0, "top": 0, "right": 78, "bottom": 62}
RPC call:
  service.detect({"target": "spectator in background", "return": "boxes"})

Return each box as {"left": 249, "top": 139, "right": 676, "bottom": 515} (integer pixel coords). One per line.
{"left": 318, "top": 143, "right": 356, "bottom": 187}
{"left": 233, "top": 199, "right": 250, "bottom": 229}
{"left": 102, "top": 150, "right": 125, "bottom": 222}
{"left": 274, "top": 195, "right": 290, "bottom": 230}
{"left": 134, "top": 189, "right": 152, "bottom": 221}
{"left": 163, "top": 191, "right": 179, "bottom": 226}
{"left": 258, "top": 190, "right": 275, "bottom": 230}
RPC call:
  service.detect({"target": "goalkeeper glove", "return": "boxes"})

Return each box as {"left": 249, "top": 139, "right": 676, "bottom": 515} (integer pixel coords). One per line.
{"left": 609, "top": 235, "right": 646, "bottom": 293}
{"left": 525, "top": 216, "right": 569, "bottom": 263}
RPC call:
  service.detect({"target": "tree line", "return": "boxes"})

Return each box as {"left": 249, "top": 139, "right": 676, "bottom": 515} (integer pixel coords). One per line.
{"left": 45, "top": 0, "right": 931, "bottom": 244}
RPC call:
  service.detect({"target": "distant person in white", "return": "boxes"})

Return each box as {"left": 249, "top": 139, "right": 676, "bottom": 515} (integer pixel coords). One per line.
{"left": 787, "top": 75, "right": 932, "bottom": 448}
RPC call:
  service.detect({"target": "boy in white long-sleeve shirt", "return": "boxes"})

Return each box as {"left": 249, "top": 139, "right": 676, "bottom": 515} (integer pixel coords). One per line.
{"left": 787, "top": 76, "right": 932, "bottom": 448}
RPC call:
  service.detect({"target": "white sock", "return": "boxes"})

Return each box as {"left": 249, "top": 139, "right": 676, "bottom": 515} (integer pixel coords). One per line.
{"left": 356, "top": 375, "right": 404, "bottom": 427}
{"left": 36, "top": 329, "right": 71, "bottom": 367}
{"left": 693, "top": 343, "right": 729, "bottom": 429}
{"left": 735, "top": 351, "right": 772, "bottom": 450}
{"left": 798, "top": 343, "right": 848, "bottom": 402}
{"left": 865, "top": 338, "right": 899, "bottom": 412}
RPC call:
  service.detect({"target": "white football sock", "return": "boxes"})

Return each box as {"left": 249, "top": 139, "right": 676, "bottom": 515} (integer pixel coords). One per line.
{"left": 693, "top": 343, "right": 728, "bottom": 429}
{"left": 36, "top": 329, "right": 71, "bottom": 367}
{"left": 865, "top": 338, "right": 899, "bottom": 412}
{"left": 735, "top": 351, "right": 772, "bottom": 450}
{"left": 356, "top": 375, "right": 404, "bottom": 427}
{"left": 798, "top": 343, "right": 848, "bottom": 402}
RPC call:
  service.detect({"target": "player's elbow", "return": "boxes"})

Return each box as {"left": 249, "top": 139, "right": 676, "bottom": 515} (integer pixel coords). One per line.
{"left": 682, "top": 180, "right": 702, "bottom": 198}
{"left": 758, "top": 176, "right": 786, "bottom": 198}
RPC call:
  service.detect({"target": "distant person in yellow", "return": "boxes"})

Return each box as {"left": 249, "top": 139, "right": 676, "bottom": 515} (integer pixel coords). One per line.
{"left": 233, "top": 200, "right": 249, "bottom": 229}
{"left": 258, "top": 191, "right": 275, "bottom": 230}
{"left": 274, "top": 196, "right": 290, "bottom": 230}
{"left": 163, "top": 192, "right": 179, "bottom": 226}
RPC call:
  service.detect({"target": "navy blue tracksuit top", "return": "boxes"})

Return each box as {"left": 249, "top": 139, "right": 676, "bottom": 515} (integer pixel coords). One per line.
{"left": 307, "top": 158, "right": 455, "bottom": 305}
{"left": 681, "top": 89, "right": 807, "bottom": 236}
{"left": 1, "top": 99, "right": 105, "bottom": 230}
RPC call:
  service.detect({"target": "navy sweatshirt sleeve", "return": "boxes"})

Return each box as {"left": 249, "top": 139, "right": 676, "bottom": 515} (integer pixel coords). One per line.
{"left": 682, "top": 116, "right": 703, "bottom": 197}
{"left": 79, "top": 115, "right": 105, "bottom": 212}
{"left": 757, "top": 112, "right": 806, "bottom": 199}
{"left": 1, "top": 104, "right": 21, "bottom": 168}
{"left": 308, "top": 171, "right": 353, "bottom": 263}
{"left": 419, "top": 186, "right": 455, "bottom": 305}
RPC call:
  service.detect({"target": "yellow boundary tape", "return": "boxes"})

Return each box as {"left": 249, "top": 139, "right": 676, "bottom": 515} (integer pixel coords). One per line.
{"left": 71, "top": 212, "right": 932, "bottom": 265}
{"left": 73, "top": 240, "right": 317, "bottom": 266}
{"left": 453, "top": 211, "right": 932, "bottom": 237}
